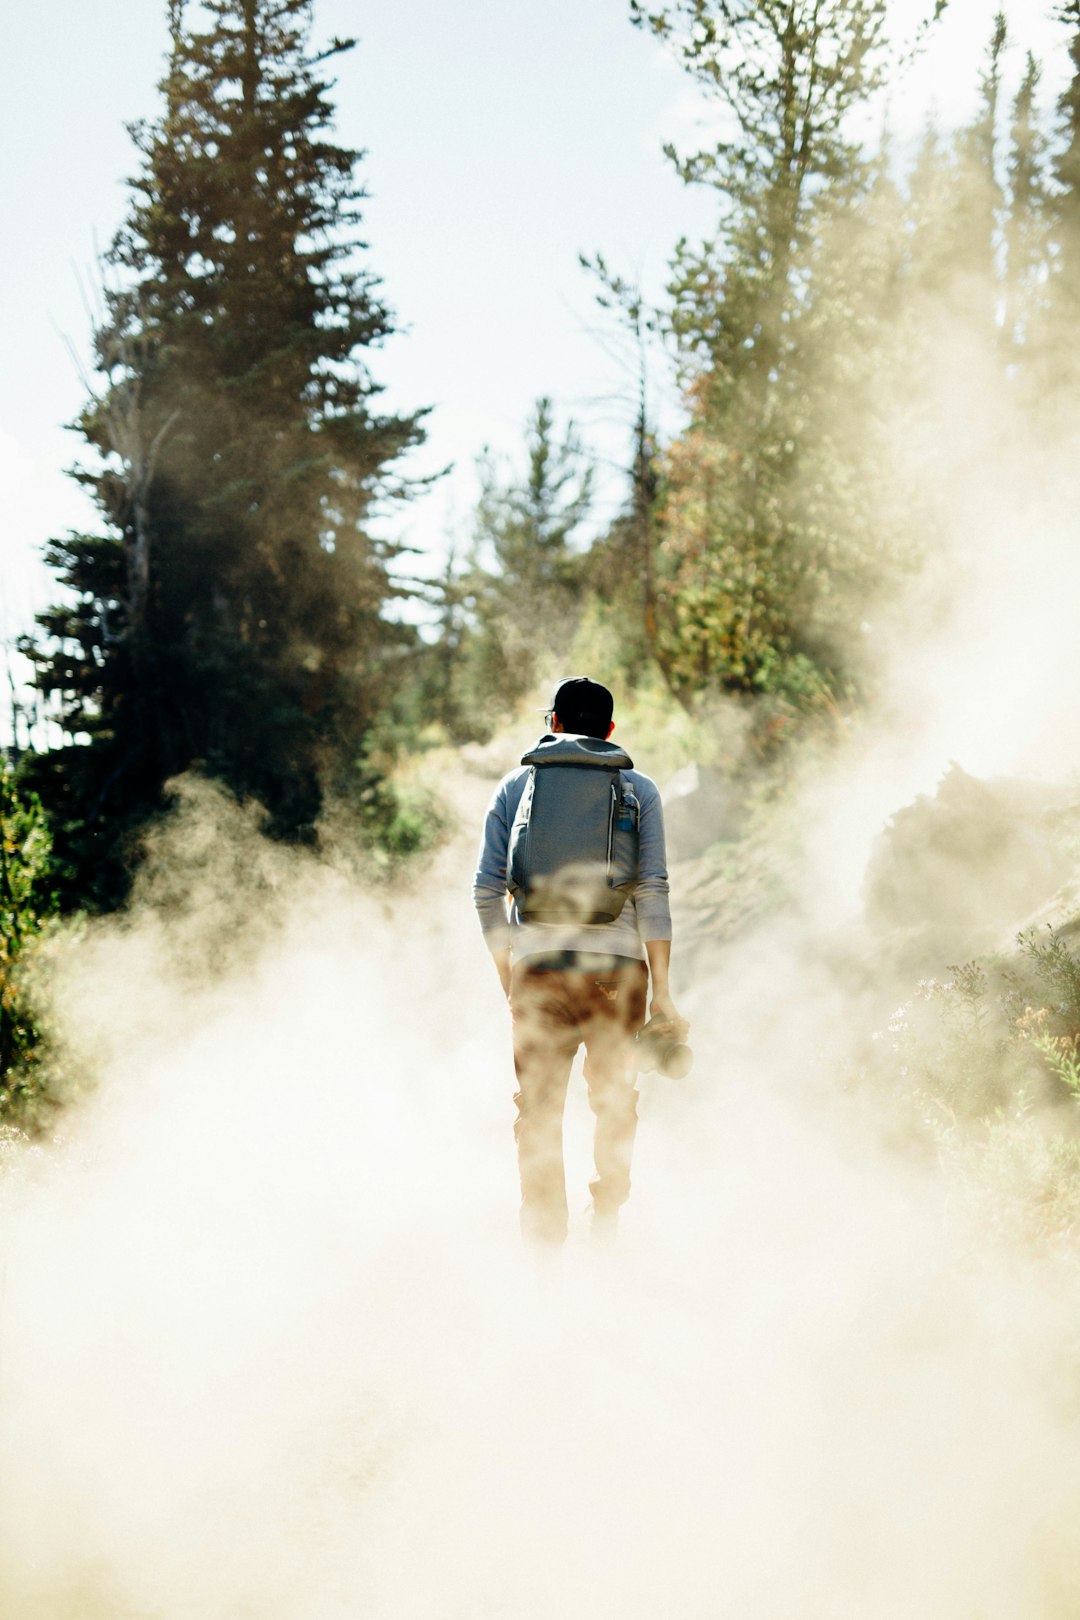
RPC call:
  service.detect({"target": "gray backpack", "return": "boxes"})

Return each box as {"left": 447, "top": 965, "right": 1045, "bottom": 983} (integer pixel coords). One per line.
{"left": 507, "top": 734, "right": 640, "bottom": 925}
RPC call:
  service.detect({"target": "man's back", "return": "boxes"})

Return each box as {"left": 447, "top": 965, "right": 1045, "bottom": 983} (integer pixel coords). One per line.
{"left": 473, "top": 761, "right": 672, "bottom": 965}
{"left": 471, "top": 675, "right": 688, "bottom": 1246}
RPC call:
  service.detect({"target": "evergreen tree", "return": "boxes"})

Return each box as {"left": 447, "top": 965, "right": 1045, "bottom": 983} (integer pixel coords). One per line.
{"left": 575, "top": 257, "right": 669, "bottom": 685}
{"left": 1045, "top": 2, "right": 1080, "bottom": 394}
{"left": 950, "top": 11, "right": 1007, "bottom": 308}
{"left": 1004, "top": 52, "right": 1049, "bottom": 360}
{"left": 467, "top": 397, "right": 593, "bottom": 707}
{"left": 634, "top": 0, "right": 889, "bottom": 392}
{"left": 1054, "top": 2, "right": 1080, "bottom": 234}
{"left": 902, "top": 123, "right": 962, "bottom": 297}
{"left": 23, "top": 0, "right": 425, "bottom": 904}
{"left": 630, "top": 0, "right": 892, "bottom": 702}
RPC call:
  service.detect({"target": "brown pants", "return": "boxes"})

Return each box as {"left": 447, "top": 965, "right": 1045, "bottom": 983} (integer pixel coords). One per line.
{"left": 510, "top": 954, "right": 649, "bottom": 1245}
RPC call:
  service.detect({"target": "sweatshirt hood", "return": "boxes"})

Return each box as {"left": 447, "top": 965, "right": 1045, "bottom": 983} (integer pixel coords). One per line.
{"left": 521, "top": 733, "right": 634, "bottom": 770}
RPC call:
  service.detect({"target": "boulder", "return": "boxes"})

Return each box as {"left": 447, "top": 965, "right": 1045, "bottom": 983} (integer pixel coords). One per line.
{"left": 864, "top": 763, "right": 1074, "bottom": 964}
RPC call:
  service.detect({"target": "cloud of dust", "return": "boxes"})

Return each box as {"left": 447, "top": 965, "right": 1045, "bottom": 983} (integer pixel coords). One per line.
{"left": 7, "top": 537, "right": 1080, "bottom": 1620}
{"left": 8, "top": 184, "right": 1080, "bottom": 1620}
{"left": 793, "top": 296, "right": 1080, "bottom": 938}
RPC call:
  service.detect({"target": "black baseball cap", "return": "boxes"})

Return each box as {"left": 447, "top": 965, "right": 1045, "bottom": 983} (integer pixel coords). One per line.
{"left": 540, "top": 676, "right": 614, "bottom": 733}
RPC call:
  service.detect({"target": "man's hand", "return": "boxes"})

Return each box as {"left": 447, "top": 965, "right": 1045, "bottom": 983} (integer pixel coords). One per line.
{"left": 648, "top": 988, "right": 689, "bottom": 1044}
{"left": 644, "top": 939, "right": 688, "bottom": 1042}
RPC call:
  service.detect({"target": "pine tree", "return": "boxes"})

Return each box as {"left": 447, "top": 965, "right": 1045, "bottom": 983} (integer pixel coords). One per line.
{"left": 1054, "top": 2, "right": 1080, "bottom": 231}
{"left": 1004, "top": 52, "right": 1049, "bottom": 360}
{"left": 578, "top": 258, "right": 668, "bottom": 680}
{"left": 901, "top": 123, "right": 960, "bottom": 297}
{"left": 467, "top": 397, "right": 593, "bottom": 706}
{"left": 1045, "top": 2, "right": 1080, "bottom": 395}
{"left": 634, "top": 0, "right": 888, "bottom": 394}
{"left": 23, "top": 0, "right": 425, "bottom": 903}
{"left": 630, "top": 0, "right": 891, "bottom": 702}
{"left": 951, "top": 11, "right": 1007, "bottom": 305}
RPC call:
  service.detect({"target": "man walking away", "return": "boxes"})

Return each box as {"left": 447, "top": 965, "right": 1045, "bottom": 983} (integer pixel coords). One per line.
{"left": 473, "top": 676, "right": 688, "bottom": 1245}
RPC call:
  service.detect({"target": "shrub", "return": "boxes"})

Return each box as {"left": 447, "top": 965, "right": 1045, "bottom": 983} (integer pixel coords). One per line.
{"left": 0, "top": 765, "right": 61, "bottom": 1128}
{"left": 863, "top": 927, "right": 1080, "bottom": 1249}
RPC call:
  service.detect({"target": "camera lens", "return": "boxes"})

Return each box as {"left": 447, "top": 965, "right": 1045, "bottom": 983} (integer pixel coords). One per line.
{"left": 660, "top": 1043, "right": 693, "bottom": 1080}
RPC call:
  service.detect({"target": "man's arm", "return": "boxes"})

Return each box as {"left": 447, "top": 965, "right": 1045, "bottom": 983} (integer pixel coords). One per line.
{"left": 472, "top": 777, "right": 515, "bottom": 998}
{"left": 644, "top": 939, "right": 689, "bottom": 1042}
{"left": 635, "top": 778, "right": 689, "bottom": 1038}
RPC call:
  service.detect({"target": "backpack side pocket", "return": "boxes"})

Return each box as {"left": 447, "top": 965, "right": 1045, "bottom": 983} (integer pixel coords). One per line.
{"left": 608, "top": 777, "right": 640, "bottom": 900}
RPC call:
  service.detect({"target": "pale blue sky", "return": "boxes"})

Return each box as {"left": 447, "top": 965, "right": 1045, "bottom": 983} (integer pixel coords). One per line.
{"left": 0, "top": 0, "right": 1069, "bottom": 654}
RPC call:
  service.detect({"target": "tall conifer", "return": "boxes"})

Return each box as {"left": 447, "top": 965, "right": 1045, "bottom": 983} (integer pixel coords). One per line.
{"left": 468, "top": 398, "right": 594, "bottom": 707}
{"left": 1004, "top": 53, "right": 1049, "bottom": 360}
{"left": 1046, "top": 2, "right": 1080, "bottom": 393}
{"left": 951, "top": 11, "right": 1007, "bottom": 307}
{"left": 24, "top": 0, "right": 425, "bottom": 902}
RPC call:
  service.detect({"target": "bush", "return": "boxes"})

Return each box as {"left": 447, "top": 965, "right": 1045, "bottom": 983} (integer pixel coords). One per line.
{"left": 0, "top": 765, "right": 61, "bottom": 1129}
{"left": 862, "top": 926, "right": 1080, "bottom": 1249}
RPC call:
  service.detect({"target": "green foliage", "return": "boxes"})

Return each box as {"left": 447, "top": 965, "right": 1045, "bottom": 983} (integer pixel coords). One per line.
{"left": 869, "top": 928, "right": 1080, "bottom": 1123}
{"left": 631, "top": 0, "right": 890, "bottom": 310}
{"left": 1053, "top": 3, "right": 1080, "bottom": 246}
{"left": 1004, "top": 52, "right": 1050, "bottom": 355}
{"left": 23, "top": 0, "right": 426, "bottom": 907}
{"left": 585, "top": 1, "right": 1080, "bottom": 736}
{"left": 916, "top": 1086, "right": 1080, "bottom": 1251}
{"left": 396, "top": 1, "right": 1080, "bottom": 764}
{"left": 476, "top": 398, "right": 593, "bottom": 593}
{"left": 947, "top": 12, "right": 1007, "bottom": 300}
{"left": 0, "top": 766, "right": 62, "bottom": 1129}
{"left": 881, "top": 966, "right": 1024, "bottom": 1119}
{"left": 348, "top": 755, "right": 448, "bottom": 872}
{"left": 1018, "top": 925, "right": 1080, "bottom": 1020}
{"left": 428, "top": 398, "right": 595, "bottom": 739}
{"left": 622, "top": 0, "right": 912, "bottom": 713}
{"left": 863, "top": 927, "right": 1080, "bottom": 1248}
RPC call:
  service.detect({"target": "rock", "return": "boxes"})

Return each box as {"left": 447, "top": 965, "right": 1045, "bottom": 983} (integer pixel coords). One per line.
{"left": 864, "top": 763, "right": 1075, "bottom": 965}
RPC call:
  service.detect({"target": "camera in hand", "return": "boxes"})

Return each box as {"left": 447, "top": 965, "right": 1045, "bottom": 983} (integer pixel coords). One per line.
{"left": 635, "top": 1017, "right": 694, "bottom": 1080}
